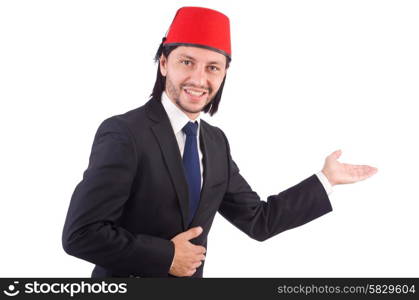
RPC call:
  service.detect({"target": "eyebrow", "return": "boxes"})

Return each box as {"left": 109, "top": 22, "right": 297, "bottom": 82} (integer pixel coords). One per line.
{"left": 178, "top": 54, "right": 224, "bottom": 66}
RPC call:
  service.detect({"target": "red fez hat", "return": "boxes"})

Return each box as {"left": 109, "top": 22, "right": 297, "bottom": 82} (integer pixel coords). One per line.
{"left": 163, "top": 7, "right": 231, "bottom": 58}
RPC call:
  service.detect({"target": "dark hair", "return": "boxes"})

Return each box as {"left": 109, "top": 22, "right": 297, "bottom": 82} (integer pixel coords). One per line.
{"left": 150, "top": 42, "right": 231, "bottom": 116}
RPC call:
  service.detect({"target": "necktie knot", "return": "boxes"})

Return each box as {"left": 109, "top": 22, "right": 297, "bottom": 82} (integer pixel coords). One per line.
{"left": 182, "top": 121, "right": 198, "bottom": 136}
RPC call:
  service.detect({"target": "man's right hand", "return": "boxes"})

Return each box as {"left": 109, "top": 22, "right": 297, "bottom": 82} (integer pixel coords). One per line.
{"left": 169, "top": 226, "right": 206, "bottom": 277}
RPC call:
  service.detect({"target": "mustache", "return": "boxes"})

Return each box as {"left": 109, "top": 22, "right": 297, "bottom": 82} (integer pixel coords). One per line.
{"left": 181, "top": 84, "right": 212, "bottom": 94}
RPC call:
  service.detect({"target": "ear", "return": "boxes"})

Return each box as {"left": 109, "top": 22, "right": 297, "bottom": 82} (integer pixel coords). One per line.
{"left": 159, "top": 55, "right": 168, "bottom": 77}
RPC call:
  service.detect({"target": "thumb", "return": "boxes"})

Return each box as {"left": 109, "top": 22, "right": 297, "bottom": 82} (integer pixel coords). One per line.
{"left": 181, "top": 226, "right": 203, "bottom": 241}
{"left": 329, "top": 149, "right": 342, "bottom": 160}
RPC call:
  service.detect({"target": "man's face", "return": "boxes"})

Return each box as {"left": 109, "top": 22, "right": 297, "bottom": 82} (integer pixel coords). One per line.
{"left": 160, "top": 46, "right": 227, "bottom": 119}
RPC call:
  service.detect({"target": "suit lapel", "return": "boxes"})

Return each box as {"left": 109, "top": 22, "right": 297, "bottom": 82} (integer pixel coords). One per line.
{"left": 145, "top": 99, "right": 221, "bottom": 230}
{"left": 146, "top": 99, "right": 190, "bottom": 231}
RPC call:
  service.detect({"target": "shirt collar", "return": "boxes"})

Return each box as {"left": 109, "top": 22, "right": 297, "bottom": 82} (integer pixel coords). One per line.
{"left": 161, "top": 91, "right": 201, "bottom": 135}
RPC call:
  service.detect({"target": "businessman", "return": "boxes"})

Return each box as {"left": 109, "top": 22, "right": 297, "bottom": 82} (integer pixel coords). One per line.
{"left": 62, "top": 6, "right": 377, "bottom": 278}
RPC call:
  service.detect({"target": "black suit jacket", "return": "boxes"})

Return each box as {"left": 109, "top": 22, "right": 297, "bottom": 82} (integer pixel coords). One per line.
{"left": 62, "top": 98, "right": 332, "bottom": 278}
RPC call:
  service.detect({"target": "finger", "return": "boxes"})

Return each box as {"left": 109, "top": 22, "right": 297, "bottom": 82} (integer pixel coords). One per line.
{"left": 352, "top": 165, "right": 377, "bottom": 174}
{"left": 181, "top": 226, "right": 203, "bottom": 241}
{"left": 192, "top": 245, "right": 206, "bottom": 254}
{"left": 347, "top": 164, "right": 377, "bottom": 181}
{"left": 192, "top": 255, "right": 206, "bottom": 264}
{"left": 187, "top": 269, "right": 197, "bottom": 276}
{"left": 360, "top": 165, "right": 378, "bottom": 178}
{"left": 192, "top": 261, "right": 203, "bottom": 269}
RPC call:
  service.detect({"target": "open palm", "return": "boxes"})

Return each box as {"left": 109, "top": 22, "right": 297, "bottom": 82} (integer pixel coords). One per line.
{"left": 322, "top": 150, "right": 378, "bottom": 186}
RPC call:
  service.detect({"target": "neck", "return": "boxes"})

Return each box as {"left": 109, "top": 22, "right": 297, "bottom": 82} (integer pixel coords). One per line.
{"left": 184, "top": 111, "right": 200, "bottom": 121}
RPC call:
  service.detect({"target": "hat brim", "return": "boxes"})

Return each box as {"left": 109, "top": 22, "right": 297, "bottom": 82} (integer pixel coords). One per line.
{"left": 163, "top": 42, "right": 231, "bottom": 60}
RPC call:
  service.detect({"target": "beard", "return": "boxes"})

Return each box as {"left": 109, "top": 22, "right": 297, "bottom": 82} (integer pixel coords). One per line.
{"left": 165, "top": 76, "right": 214, "bottom": 114}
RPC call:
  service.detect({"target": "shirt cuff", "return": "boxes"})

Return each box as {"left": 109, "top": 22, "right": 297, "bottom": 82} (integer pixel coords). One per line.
{"left": 316, "top": 171, "right": 333, "bottom": 195}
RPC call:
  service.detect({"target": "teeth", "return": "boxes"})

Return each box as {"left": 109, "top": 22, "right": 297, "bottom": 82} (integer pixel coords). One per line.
{"left": 185, "top": 89, "right": 205, "bottom": 96}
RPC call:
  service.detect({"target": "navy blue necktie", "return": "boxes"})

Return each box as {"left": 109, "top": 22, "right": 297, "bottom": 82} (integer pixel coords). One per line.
{"left": 182, "top": 121, "right": 201, "bottom": 225}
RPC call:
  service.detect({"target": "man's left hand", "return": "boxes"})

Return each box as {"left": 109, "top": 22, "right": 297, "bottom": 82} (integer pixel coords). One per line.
{"left": 321, "top": 149, "right": 378, "bottom": 186}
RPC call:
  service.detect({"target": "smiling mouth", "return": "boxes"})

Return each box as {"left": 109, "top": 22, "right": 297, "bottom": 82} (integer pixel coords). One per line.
{"left": 183, "top": 88, "right": 208, "bottom": 97}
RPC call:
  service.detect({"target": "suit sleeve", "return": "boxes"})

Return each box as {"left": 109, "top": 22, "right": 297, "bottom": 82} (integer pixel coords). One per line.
{"left": 217, "top": 130, "right": 333, "bottom": 242}
{"left": 62, "top": 117, "right": 174, "bottom": 277}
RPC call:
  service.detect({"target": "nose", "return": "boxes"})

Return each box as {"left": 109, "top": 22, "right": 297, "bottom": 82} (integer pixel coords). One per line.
{"left": 189, "top": 64, "right": 207, "bottom": 88}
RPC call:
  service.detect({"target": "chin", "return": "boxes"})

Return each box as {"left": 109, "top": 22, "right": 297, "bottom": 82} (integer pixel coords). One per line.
{"left": 180, "top": 98, "right": 210, "bottom": 111}
{"left": 185, "top": 104, "right": 206, "bottom": 114}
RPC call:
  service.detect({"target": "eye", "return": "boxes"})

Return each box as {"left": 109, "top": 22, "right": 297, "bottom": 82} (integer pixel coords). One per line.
{"left": 208, "top": 65, "right": 219, "bottom": 72}
{"left": 180, "top": 59, "right": 192, "bottom": 66}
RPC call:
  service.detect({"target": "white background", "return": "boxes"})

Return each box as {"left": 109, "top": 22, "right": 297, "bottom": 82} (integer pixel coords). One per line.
{"left": 1, "top": 0, "right": 418, "bottom": 277}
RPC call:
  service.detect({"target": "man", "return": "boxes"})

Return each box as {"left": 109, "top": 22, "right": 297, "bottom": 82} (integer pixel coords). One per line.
{"left": 62, "top": 7, "right": 377, "bottom": 278}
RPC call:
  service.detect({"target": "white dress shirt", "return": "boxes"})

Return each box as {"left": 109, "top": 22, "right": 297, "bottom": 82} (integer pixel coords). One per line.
{"left": 161, "top": 92, "right": 204, "bottom": 188}
{"left": 161, "top": 91, "right": 332, "bottom": 195}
